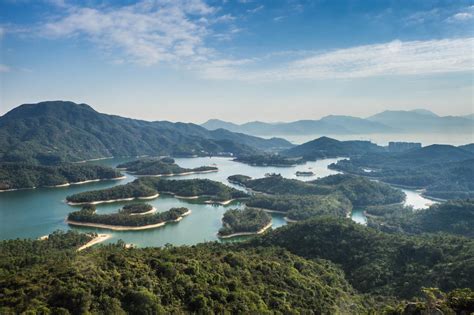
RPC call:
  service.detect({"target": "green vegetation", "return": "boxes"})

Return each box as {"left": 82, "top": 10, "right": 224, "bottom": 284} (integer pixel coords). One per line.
{"left": 0, "top": 101, "right": 292, "bottom": 164}
{"left": 0, "top": 162, "right": 122, "bottom": 191}
{"left": 233, "top": 154, "right": 304, "bottom": 166}
{"left": 0, "top": 233, "right": 367, "bottom": 314}
{"left": 246, "top": 194, "right": 352, "bottom": 220}
{"left": 230, "top": 173, "right": 405, "bottom": 207}
{"left": 331, "top": 145, "right": 474, "bottom": 200}
{"left": 68, "top": 205, "right": 189, "bottom": 228}
{"left": 67, "top": 178, "right": 248, "bottom": 204}
{"left": 117, "top": 158, "right": 217, "bottom": 175}
{"left": 251, "top": 217, "right": 474, "bottom": 298}
{"left": 367, "top": 199, "right": 474, "bottom": 238}
{"left": 119, "top": 203, "right": 154, "bottom": 214}
{"left": 281, "top": 136, "right": 383, "bottom": 159}
{"left": 218, "top": 208, "right": 272, "bottom": 237}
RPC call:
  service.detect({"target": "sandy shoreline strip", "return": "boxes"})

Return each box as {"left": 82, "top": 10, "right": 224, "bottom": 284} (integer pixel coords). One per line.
{"left": 218, "top": 222, "right": 272, "bottom": 239}
{"left": 67, "top": 209, "right": 192, "bottom": 231}
{"left": 129, "top": 207, "right": 157, "bottom": 216}
{"left": 1, "top": 176, "right": 126, "bottom": 193}
{"left": 133, "top": 169, "right": 218, "bottom": 177}
{"left": 77, "top": 234, "right": 112, "bottom": 251}
{"left": 67, "top": 193, "right": 159, "bottom": 205}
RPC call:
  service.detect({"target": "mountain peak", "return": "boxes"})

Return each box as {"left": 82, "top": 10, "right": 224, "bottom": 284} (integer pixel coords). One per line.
{"left": 410, "top": 109, "right": 438, "bottom": 117}
{"left": 2, "top": 100, "right": 96, "bottom": 120}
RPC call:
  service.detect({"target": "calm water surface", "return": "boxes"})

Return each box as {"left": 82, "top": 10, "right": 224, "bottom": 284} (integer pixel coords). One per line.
{"left": 0, "top": 156, "right": 433, "bottom": 246}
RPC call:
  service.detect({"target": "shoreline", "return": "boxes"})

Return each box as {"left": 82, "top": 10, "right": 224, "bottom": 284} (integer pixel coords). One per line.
{"left": 284, "top": 217, "right": 299, "bottom": 223}
{"left": 218, "top": 222, "right": 272, "bottom": 239}
{"left": 133, "top": 169, "right": 218, "bottom": 177}
{"left": 1, "top": 176, "right": 126, "bottom": 193}
{"left": 129, "top": 207, "right": 157, "bottom": 216}
{"left": 67, "top": 193, "right": 160, "bottom": 205}
{"left": 205, "top": 199, "right": 236, "bottom": 205}
{"left": 77, "top": 234, "right": 112, "bottom": 251}
{"left": 67, "top": 209, "right": 192, "bottom": 231}
{"left": 246, "top": 206, "right": 287, "bottom": 214}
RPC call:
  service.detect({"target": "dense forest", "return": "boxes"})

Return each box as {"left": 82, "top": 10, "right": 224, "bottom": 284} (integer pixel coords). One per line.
{"left": 0, "top": 162, "right": 122, "bottom": 191}
{"left": 218, "top": 208, "right": 272, "bottom": 236}
{"left": 117, "top": 158, "right": 217, "bottom": 175}
{"left": 68, "top": 205, "right": 189, "bottom": 227}
{"left": 1, "top": 226, "right": 473, "bottom": 313}
{"left": 119, "top": 203, "right": 154, "bottom": 214}
{"left": 281, "top": 136, "right": 384, "bottom": 159}
{"left": 229, "top": 173, "right": 405, "bottom": 207}
{"left": 251, "top": 217, "right": 474, "bottom": 299}
{"left": 0, "top": 232, "right": 367, "bottom": 314}
{"left": 67, "top": 178, "right": 248, "bottom": 204}
{"left": 367, "top": 199, "right": 474, "bottom": 238}
{"left": 331, "top": 145, "right": 474, "bottom": 199}
{"left": 246, "top": 193, "right": 352, "bottom": 220}
{"left": 233, "top": 154, "right": 304, "bottom": 166}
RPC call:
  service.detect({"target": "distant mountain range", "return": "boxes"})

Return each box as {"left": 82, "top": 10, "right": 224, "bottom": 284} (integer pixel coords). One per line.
{"left": 202, "top": 109, "right": 474, "bottom": 135}
{"left": 0, "top": 101, "right": 293, "bottom": 164}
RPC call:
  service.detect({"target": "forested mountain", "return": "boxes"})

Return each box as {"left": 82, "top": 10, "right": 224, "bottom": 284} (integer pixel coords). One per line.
{"left": 331, "top": 145, "right": 474, "bottom": 199}
{"left": 281, "top": 136, "right": 384, "bottom": 159}
{"left": 202, "top": 109, "right": 474, "bottom": 135}
{"left": 0, "top": 101, "right": 292, "bottom": 164}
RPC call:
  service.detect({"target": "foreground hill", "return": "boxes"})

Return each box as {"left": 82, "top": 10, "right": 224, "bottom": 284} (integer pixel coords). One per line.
{"left": 0, "top": 101, "right": 292, "bottom": 164}
{"left": 0, "top": 231, "right": 366, "bottom": 314}
{"left": 251, "top": 217, "right": 474, "bottom": 298}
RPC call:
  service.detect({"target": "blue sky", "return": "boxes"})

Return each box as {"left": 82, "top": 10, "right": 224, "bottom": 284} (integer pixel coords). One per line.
{"left": 0, "top": 0, "right": 473, "bottom": 122}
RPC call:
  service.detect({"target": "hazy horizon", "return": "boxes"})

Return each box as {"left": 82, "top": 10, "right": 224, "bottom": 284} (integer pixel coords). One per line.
{"left": 1, "top": 0, "right": 473, "bottom": 122}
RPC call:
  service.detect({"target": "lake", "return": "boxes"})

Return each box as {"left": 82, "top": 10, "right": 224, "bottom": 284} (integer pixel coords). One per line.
{"left": 0, "top": 156, "right": 435, "bottom": 247}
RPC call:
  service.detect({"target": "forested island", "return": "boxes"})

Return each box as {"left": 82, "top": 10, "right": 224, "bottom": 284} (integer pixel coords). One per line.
{"left": 233, "top": 154, "right": 304, "bottom": 166}
{"left": 366, "top": 199, "right": 474, "bottom": 238}
{"left": 218, "top": 208, "right": 272, "bottom": 238}
{"left": 117, "top": 158, "right": 218, "bottom": 176}
{"left": 119, "top": 203, "right": 155, "bottom": 215}
{"left": 1, "top": 219, "right": 473, "bottom": 314}
{"left": 0, "top": 162, "right": 123, "bottom": 191}
{"left": 330, "top": 144, "right": 474, "bottom": 200}
{"left": 67, "top": 204, "right": 190, "bottom": 230}
{"left": 66, "top": 178, "right": 248, "bottom": 205}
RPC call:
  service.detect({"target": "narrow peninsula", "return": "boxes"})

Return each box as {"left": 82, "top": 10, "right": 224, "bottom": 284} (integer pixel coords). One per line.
{"left": 66, "top": 178, "right": 248, "bottom": 205}
{"left": 117, "top": 157, "right": 218, "bottom": 176}
{"left": 218, "top": 208, "right": 272, "bottom": 238}
{"left": 0, "top": 162, "right": 124, "bottom": 191}
{"left": 67, "top": 204, "right": 190, "bottom": 230}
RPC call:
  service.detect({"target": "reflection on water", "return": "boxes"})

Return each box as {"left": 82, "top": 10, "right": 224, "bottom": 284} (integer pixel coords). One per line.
{"left": 0, "top": 156, "right": 436, "bottom": 246}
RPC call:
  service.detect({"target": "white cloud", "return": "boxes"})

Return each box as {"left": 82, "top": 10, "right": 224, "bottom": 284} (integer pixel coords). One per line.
{"left": 200, "top": 38, "right": 474, "bottom": 81}
{"left": 0, "top": 64, "right": 10, "bottom": 73}
{"left": 447, "top": 5, "right": 474, "bottom": 22}
{"left": 41, "top": 0, "right": 217, "bottom": 65}
{"left": 247, "top": 5, "right": 263, "bottom": 14}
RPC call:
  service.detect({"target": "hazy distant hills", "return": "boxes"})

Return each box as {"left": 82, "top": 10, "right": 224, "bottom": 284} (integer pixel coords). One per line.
{"left": 0, "top": 101, "right": 293, "bottom": 164}
{"left": 202, "top": 109, "right": 473, "bottom": 135}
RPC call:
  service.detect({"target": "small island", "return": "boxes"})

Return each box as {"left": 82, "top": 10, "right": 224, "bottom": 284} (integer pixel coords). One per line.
{"left": 218, "top": 208, "right": 272, "bottom": 238}
{"left": 66, "top": 178, "right": 248, "bottom": 205}
{"left": 119, "top": 203, "right": 156, "bottom": 215}
{"left": 116, "top": 158, "right": 218, "bottom": 176}
{"left": 0, "top": 162, "right": 124, "bottom": 191}
{"left": 67, "top": 204, "right": 190, "bottom": 230}
{"left": 296, "top": 171, "right": 314, "bottom": 177}
{"left": 233, "top": 154, "right": 304, "bottom": 167}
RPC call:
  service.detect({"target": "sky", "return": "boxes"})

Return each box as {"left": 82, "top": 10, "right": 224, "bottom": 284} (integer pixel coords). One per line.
{"left": 0, "top": 0, "right": 473, "bottom": 123}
